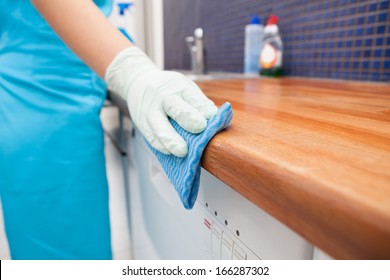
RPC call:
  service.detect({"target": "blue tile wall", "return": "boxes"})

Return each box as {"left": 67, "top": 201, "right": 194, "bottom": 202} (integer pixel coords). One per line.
{"left": 163, "top": 0, "right": 390, "bottom": 82}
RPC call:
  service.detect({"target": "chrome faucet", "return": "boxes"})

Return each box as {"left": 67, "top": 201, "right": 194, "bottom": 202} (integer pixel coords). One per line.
{"left": 185, "top": 28, "right": 205, "bottom": 75}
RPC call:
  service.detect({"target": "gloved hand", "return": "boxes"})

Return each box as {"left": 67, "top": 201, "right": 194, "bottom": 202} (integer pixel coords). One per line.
{"left": 105, "top": 47, "right": 218, "bottom": 157}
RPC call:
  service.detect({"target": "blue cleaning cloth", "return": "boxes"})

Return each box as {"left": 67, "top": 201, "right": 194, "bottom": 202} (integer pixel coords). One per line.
{"left": 147, "top": 102, "right": 233, "bottom": 209}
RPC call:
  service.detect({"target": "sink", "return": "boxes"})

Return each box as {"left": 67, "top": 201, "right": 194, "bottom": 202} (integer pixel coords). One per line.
{"left": 177, "top": 70, "right": 257, "bottom": 81}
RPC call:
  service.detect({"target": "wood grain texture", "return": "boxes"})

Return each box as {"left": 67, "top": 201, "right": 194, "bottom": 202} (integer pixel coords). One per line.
{"left": 196, "top": 77, "right": 390, "bottom": 259}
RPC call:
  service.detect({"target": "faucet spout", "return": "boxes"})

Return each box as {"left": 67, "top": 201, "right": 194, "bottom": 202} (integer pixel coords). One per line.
{"left": 186, "top": 28, "right": 205, "bottom": 75}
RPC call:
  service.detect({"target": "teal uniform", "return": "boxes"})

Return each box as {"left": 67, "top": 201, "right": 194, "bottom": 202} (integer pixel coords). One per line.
{"left": 0, "top": 0, "right": 113, "bottom": 259}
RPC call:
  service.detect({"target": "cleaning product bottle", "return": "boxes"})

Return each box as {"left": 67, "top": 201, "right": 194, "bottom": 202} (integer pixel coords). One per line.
{"left": 260, "top": 14, "right": 283, "bottom": 76}
{"left": 244, "top": 16, "right": 264, "bottom": 74}
{"left": 116, "top": 2, "right": 135, "bottom": 43}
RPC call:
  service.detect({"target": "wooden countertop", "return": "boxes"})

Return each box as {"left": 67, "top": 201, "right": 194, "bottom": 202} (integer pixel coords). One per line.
{"left": 197, "top": 77, "right": 390, "bottom": 260}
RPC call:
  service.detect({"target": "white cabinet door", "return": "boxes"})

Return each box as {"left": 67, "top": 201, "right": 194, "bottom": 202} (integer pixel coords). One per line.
{"left": 128, "top": 123, "right": 314, "bottom": 260}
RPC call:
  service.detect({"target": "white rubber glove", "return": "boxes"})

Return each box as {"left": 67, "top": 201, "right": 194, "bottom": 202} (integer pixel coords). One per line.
{"left": 105, "top": 47, "right": 218, "bottom": 157}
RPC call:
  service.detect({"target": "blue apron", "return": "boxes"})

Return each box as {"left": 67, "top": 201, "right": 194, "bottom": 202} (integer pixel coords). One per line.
{"left": 0, "top": 0, "right": 113, "bottom": 259}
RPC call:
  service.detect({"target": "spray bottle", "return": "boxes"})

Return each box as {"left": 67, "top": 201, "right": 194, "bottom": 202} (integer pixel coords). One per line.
{"left": 115, "top": 2, "right": 135, "bottom": 43}
{"left": 259, "top": 15, "right": 283, "bottom": 77}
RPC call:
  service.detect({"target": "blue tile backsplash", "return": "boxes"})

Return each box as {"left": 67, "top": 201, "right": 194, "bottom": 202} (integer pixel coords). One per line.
{"left": 163, "top": 0, "right": 390, "bottom": 82}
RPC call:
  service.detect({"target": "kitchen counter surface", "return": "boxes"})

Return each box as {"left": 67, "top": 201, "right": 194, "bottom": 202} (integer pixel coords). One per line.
{"left": 108, "top": 77, "right": 390, "bottom": 259}
{"left": 197, "top": 77, "right": 390, "bottom": 260}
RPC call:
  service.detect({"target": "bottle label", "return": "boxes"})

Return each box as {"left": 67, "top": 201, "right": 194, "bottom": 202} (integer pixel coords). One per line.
{"left": 260, "top": 43, "right": 281, "bottom": 69}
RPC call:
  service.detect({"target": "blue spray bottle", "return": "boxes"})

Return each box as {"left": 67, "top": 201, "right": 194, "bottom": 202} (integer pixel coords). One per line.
{"left": 117, "top": 2, "right": 135, "bottom": 43}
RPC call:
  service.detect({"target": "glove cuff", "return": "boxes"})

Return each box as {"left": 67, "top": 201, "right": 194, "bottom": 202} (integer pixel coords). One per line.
{"left": 104, "top": 47, "right": 159, "bottom": 100}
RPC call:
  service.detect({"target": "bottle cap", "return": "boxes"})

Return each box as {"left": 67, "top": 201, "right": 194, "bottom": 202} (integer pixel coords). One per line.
{"left": 118, "top": 2, "right": 134, "bottom": 16}
{"left": 250, "top": 16, "right": 261, "bottom": 25}
{"left": 267, "top": 14, "right": 279, "bottom": 25}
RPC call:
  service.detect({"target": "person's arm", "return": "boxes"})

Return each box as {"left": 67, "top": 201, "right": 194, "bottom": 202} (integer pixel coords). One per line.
{"left": 31, "top": 0, "right": 218, "bottom": 157}
{"left": 31, "top": 0, "right": 131, "bottom": 78}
